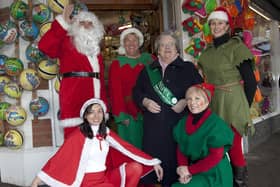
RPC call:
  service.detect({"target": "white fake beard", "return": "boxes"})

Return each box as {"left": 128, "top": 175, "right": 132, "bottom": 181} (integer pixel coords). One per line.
{"left": 70, "top": 26, "right": 101, "bottom": 56}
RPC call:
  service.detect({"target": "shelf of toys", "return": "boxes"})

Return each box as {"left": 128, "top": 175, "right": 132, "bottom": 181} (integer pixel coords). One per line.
{"left": 179, "top": 0, "right": 280, "bottom": 124}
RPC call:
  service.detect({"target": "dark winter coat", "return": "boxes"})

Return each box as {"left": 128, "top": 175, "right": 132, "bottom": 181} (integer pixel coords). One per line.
{"left": 133, "top": 56, "right": 203, "bottom": 185}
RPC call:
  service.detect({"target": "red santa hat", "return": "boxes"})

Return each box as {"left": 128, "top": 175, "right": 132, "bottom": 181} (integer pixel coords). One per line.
{"left": 80, "top": 98, "right": 109, "bottom": 120}
{"left": 207, "top": 6, "right": 234, "bottom": 31}
{"left": 193, "top": 83, "right": 215, "bottom": 102}
{"left": 118, "top": 27, "right": 144, "bottom": 55}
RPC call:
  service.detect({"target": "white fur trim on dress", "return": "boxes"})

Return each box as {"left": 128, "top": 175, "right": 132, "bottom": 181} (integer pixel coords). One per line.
{"left": 107, "top": 133, "right": 161, "bottom": 166}
{"left": 56, "top": 15, "right": 70, "bottom": 31}
{"left": 37, "top": 138, "right": 93, "bottom": 187}
{"left": 119, "top": 163, "right": 126, "bottom": 187}
{"left": 60, "top": 117, "right": 83, "bottom": 127}
{"left": 87, "top": 55, "right": 100, "bottom": 99}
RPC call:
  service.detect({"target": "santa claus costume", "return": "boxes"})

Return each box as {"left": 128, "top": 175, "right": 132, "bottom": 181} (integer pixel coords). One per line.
{"left": 34, "top": 98, "right": 162, "bottom": 187}
{"left": 38, "top": 11, "right": 107, "bottom": 138}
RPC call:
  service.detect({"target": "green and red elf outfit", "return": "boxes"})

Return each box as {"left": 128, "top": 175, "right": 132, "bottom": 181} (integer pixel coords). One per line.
{"left": 109, "top": 53, "right": 155, "bottom": 148}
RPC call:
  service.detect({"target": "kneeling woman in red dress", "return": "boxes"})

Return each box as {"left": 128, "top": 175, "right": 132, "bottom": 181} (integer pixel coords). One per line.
{"left": 31, "top": 98, "right": 163, "bottom": 187}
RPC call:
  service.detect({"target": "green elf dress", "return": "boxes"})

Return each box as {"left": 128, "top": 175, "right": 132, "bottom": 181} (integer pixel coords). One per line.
{"left": 108, "top": 53, "right": 154, "bottom": 148}
{"left": 172, "top": 109, "right": 234, "bottom": 187}
{"left": 198, "top": 36, "right": 254, "bottom": 135}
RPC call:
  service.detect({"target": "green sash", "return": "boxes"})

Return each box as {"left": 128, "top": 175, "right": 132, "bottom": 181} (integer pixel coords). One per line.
{"left": 146, "top": 66, "right": 178, "bottom": 106}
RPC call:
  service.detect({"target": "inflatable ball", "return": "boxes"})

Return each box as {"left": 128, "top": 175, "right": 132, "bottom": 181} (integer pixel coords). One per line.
{"left": 0, "top": 55, "right": 7, "bottom": 75}
{"left": 39, "top": 21, "right": 52, "bottom": 37}
{"left": 19, "top": 20, "right": 39, "bottom": 41}
{"left": 4, "top": 129, "right": 23, "bottom": 149}
{"left": 48, "top": 0, "right": 69, "bottom": 14}
{"left": 0, "top": 76, "right": 11, "bottom": 93}
{"left": 25, "top": 42, "right": 45, "bottom": 63}
{"left": 0, "top": 101, "right": 12, "bottom": 120}
{"left": 4, "top": 82, "right": 23, "bottom": 99}
{"left": 5, "top": 57, "right": 24, "bottom": 76}
{"left": 32, "top": 3, "right": 51, "bottom": 24}
{"left": 10, "top": 0, "right": 28, "bottom": 21}
{"left": 19, "top": 69, "right": 41, "bottom": 91}
{"left": 54, "top": 78, "right": 60, "bottom": 93}
{"left": 0, "top": 20, "right": 18, "bottom": 44}
{"left": 5, "top": 105, "right": 26, "bottom": 126}
{"left": 38, "top": 60, "right": 58, "bottom": 80}
{"left": 29, "top": 97, "right": 49, "bottom": 117}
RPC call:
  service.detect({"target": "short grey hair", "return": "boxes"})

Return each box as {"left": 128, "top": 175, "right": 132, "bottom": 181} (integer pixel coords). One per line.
{"left": 154, "top": 31, "right": 180, "bottom": 55}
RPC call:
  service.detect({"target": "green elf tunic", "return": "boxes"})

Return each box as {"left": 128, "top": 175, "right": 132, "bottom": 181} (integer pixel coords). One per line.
{"left": 198, "top": 37, "right": 254, "bottom": 135}
{"left": 108, "top": 53, "right": 154, "bottom": 148}
{"left": 172, "top": 110, "right": 234, "bottom": 187}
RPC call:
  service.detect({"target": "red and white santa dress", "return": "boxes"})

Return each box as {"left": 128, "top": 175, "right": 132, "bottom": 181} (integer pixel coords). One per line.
{"left": 37, "top": 125, "right": 161, "bottom": 187}
{"left": 38, "top": 14, "right": 107, "bottom": 138}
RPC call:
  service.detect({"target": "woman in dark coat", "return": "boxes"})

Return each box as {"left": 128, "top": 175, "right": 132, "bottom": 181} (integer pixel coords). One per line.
{"left": 133, "top": 31, "right": 203, "bottom": 187}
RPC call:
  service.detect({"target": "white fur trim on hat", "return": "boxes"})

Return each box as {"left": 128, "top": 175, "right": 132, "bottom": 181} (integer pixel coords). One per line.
{"left": 80, "top": 98, "right": 108, "bottom": 119}
{"left": 118, "top": 28, "right": 144, "bottom": 55}
{"left": 207, "top": 11, "right": 229, "bottom": 23}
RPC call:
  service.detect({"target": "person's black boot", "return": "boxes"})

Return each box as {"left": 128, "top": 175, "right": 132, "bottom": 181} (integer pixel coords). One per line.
{"left": 232, "top": 166, "right": 249, "bottom": 187}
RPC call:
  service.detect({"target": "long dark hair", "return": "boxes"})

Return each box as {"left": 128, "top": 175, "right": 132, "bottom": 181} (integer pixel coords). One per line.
{"left": 79, "top": 104, "right": 107, "bottom": 139}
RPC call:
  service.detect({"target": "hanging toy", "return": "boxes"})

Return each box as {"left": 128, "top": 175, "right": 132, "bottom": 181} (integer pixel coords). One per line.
{"left": 185, "top": 38, "right": 206, "bottom": 59}
{"left": 202, "top": 23, "right": 212, "bottom": 43}
{"left": 182, "top": 16, "right": 203, "bottom": 36}
{"left": 32, "top": 3, "right": 51, "bottom": 24}
{"left": 29, "top": 97, "right": 49, "bottom": 117}
{"left": 0, "top": 55, "right": 8, "bottom": 75}
{"left": 10, "top": 0, "right": 29, "bottom": 21}
{"left": 5, "top": 105, "right": 27, "bottom": 126}
{"left": 182, "top": 0, "right": 206, "bottom": 18}
{"left": 5, "top": 57, "right": 24, "bottom": 76}
{"left": 4, "top": 129, "right": 24, "bottom": 149}
{"left": 0, "top": 20, "right": 18, "bottom": 44}
{"left": 244, "top": 9, "right": 255, "bottom": 31}
{"left": 48, "top": 0, "right": 70, "bottom": 14}
{"left": 204, "top": 0, "right": 217, "bottom": 14}
{"left": 19, "top": 20, "right": 39, "bottom": 41}
{"left": 25, "top": 41, "right": 46, "bottom": 63}
{"left": 19, "top": 69, "right": 41, "bottom": 91}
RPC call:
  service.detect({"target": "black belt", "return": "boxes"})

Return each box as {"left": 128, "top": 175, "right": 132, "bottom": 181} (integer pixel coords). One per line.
{"left": 62, "top": 72, "right": 100, "bottom": 79}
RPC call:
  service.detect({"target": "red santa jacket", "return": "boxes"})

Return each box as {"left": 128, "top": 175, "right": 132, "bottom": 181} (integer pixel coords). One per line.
{"left": 37, "top": 128, "right": 161, "bottom": 187}
{"left": 38, "top": 15, "right": 107, "bottom": 127}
